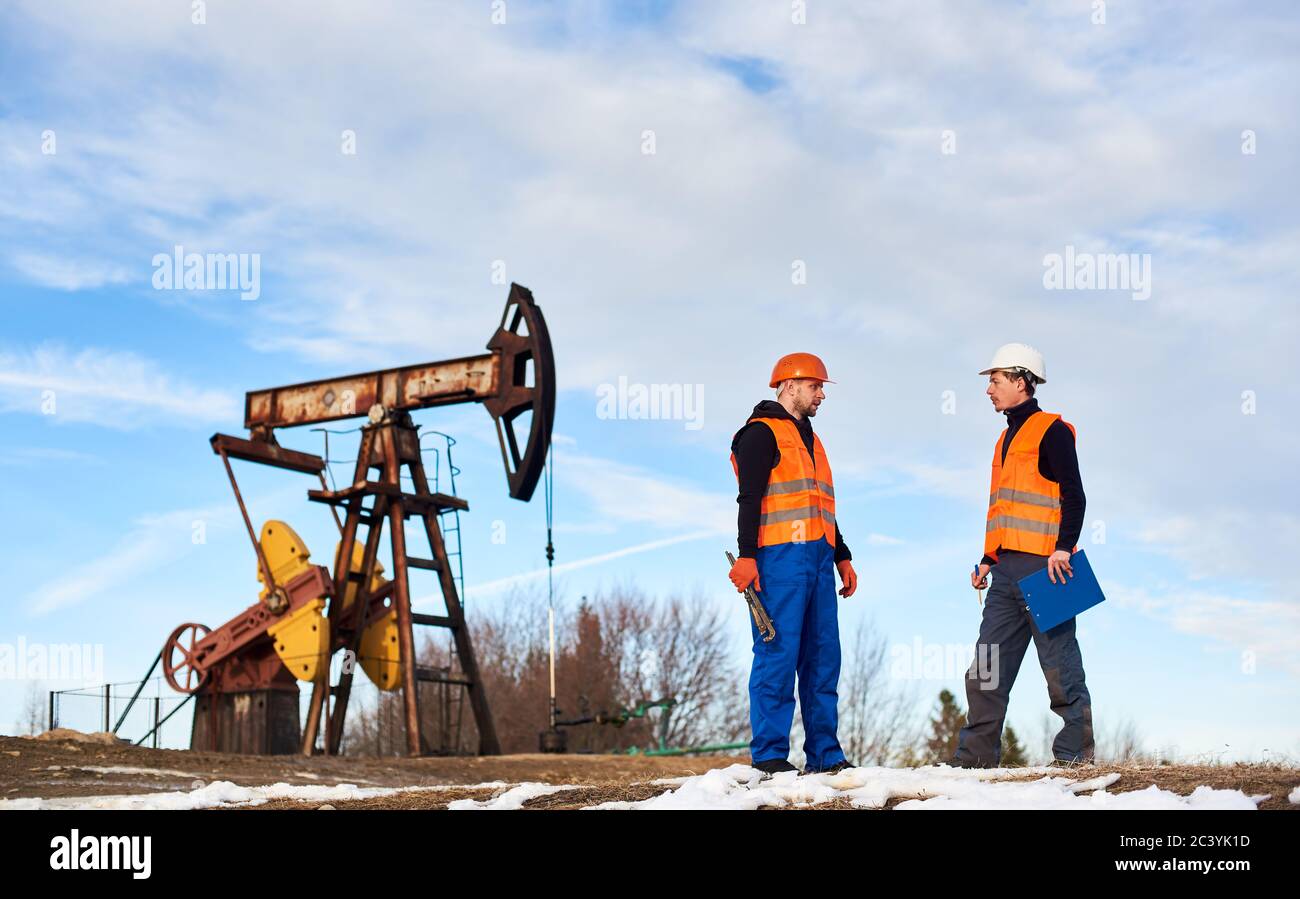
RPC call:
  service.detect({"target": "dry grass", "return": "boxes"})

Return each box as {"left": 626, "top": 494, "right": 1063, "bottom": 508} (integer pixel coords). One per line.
{"left": 4, "top": 732, "right": 1296, "bottom": 810}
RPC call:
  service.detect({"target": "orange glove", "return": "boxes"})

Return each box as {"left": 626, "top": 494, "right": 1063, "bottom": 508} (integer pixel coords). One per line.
{"left": 729, "top": 557, "right": 761, "bottom": 593}
{"left": 837, "top": 559, "right": 858, "bottom": 598}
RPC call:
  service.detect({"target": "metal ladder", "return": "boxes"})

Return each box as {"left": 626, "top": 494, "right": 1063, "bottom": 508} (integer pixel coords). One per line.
{"left": 424, "top": 431, "right": 468, "bottom": 754}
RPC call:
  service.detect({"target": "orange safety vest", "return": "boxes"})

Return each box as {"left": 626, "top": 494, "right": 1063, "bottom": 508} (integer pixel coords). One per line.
{"left": 732, "top": 416, "right": 837, "bottom": 548}
{"left": 984, "top": 410, "right": 1076, "bottom": 558}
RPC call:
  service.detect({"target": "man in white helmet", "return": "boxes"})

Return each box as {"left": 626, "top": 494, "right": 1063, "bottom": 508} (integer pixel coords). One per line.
{"left": 950, "top": 343, "right": 1094, "bottom": 768}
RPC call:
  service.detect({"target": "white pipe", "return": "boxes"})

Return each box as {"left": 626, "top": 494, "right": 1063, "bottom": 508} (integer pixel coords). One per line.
{"left": 548, "top": 607, "right": 556, "bottom": 704}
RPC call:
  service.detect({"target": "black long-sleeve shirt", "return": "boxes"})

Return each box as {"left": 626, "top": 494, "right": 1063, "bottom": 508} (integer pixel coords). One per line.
{"left": 732, "top": 400, "right": 852, "bottom": 563}
{"left": 980, "top": 397, "right": 1085, "bottom": 565}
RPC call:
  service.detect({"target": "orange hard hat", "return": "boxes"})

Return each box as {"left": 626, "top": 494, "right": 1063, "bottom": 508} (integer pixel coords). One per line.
{"left": 769, "top": 352, "right": 833, "bottom": 388}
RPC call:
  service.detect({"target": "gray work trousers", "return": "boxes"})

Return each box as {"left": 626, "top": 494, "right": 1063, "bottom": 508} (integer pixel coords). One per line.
{"left": 953, "top": 550, "right": 1094, "bottom": 766}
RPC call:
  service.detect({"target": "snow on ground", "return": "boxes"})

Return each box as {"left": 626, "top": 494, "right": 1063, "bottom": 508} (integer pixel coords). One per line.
{"left": 448, "top": 783, "right": 582, "bottom": 810}
{"left": 0, "top": 780, "right": 510, "bottom": 810}
{"left": 45, "top": 764, "right": 202, "bottom": 778}
{"left": 585, "top": 764, "right": 1263, "bottom": 810}
{"left": 1290, "top": 786, "right": 1300, "bottom": 805}
{"left": 2, "top": 765, "right": 1272, "bottom": 810}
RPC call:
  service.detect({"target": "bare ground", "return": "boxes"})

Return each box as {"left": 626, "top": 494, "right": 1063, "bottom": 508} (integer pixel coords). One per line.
{"left": 0, "top": 731, "right": 737, "bottom": 806}
{"left": 2, "top": 732, "right": 1296, "bottom": 810}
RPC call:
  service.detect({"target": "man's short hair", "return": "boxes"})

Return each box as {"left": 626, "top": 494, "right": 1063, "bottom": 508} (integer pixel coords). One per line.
{"left": 999, "top": 368, "right": 1039, "bottom": 397}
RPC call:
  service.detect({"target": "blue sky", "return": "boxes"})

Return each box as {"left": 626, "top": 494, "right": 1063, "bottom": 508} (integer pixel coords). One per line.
{"left": 1, "top": 0, "right": 1297, "bottom": 762}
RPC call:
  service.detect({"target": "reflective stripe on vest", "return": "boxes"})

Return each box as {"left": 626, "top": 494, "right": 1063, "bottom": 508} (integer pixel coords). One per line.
{"left": 988, "top": 487, "right": 1061, "bottom": 510}
{"left": 764, "top": 477, "right": 834, "bottom": 499}
{"left": 986, "top": 515, "right": 1060, "bottom": 536}
{"left": 759, "top": 506, "right": 837, "bottom": 526}
{"left": 983, "top": 410, "right": 1076, "bottom": 558}
{"left": 732, "top": 416, "right": 836, "bottom": 549}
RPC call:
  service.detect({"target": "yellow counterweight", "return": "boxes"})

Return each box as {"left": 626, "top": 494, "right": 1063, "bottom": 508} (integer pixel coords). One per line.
{"left": 335, "top": 539, "right": 400, "bottom": 691}
{"left": 259, "top": 521, "right": 330, "bottom": 682}
{"left": 253, "top": 520, "right": 402, "bottom": 690}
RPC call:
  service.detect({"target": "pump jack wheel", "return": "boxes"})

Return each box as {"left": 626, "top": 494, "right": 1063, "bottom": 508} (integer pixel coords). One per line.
{"left": 483, "top": 283, "right": 556, "bottom": 502}
{"left": 163, "top": 622, "right": 212, "bottom": 694}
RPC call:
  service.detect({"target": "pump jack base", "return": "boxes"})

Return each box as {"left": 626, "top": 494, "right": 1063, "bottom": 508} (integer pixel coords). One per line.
{"left": 539, "top": 728, "right": 568, "bottom": 754}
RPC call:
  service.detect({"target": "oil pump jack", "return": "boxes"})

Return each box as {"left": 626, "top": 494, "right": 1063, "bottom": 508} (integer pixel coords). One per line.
{"left": 161, "top": 283, "right": 554, "bottom": 757}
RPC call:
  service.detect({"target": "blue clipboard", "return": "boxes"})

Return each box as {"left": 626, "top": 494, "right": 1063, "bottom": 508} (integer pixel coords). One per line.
{"left": 1016, "top": 549, "right": 1105, "bottom": 632}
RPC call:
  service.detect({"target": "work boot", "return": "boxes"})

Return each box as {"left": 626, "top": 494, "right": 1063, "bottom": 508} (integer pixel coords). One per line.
{"left": 801, "top": 759, "right": 855, "bottom": 776}
{"left": 945, "top": 756, "right": 993, "bottom": 769}
{"left": 751, "top": 758, "right": 799, "bottom": 776}
{"left": 1048, "top": 757, "right": 1095, "bottom": 770}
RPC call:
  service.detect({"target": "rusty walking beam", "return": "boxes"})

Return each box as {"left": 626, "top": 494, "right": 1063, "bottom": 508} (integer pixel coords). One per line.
{"left": 227, "top": 282, "right": 554, "bottom": 504}
{"left": 244, "top": 352, "right": 498, "bottom": 433}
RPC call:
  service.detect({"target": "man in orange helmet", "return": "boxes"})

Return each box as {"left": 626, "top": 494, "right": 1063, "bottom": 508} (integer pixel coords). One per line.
{"left": 728, "top": 352, "right": 858, "bottom": 776}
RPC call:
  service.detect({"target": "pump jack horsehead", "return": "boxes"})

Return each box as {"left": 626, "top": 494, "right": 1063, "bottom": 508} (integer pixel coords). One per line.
{"left": 161, "top": 284, "right": 555, "bottom": 757}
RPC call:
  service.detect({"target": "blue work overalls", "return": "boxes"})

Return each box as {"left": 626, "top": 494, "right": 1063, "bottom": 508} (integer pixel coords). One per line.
{"left": 749, "top": 537, "right": 846, "bottom": 771}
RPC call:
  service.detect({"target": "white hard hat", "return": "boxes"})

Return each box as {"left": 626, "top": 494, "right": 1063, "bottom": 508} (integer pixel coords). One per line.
{"left": 979, "top": 342, "right": 1047, "bottom": 384}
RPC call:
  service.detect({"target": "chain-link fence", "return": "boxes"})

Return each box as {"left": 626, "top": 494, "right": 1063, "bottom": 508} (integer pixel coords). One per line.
{"left": 49, "top": 677, "right": 193, "bottom": 748}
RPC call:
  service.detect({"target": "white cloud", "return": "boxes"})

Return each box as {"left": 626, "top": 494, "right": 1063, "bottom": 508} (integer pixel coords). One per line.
{"left": 9, "top": 252, "right": 130, "bottom": 291}
{"left": 0, "top": 446, "right": 103, "bottom": 466}
{"left": 863, "top": 533, "right": 905, "bottom": 546}
{"left": 0, "top": 343, "right": 239, "bottom": 428}
{"left": 27, "top": 504, "right": 230, "bottom": 616}
{"left": 1108, "top": 583, "right": 1300, "bottom": 677}
{"left": 1135, "top": 512, "right": 1300, "bottom": 583}
{"left": 453, "top": 530, "right": 726, "bottom": 602}
{"left": 863, "top": 461, "right": 987, "bottom": 502}
{"left": 558, "top": 451, "right": 736, "bottom": 535}
{"left": 25, "top": 484, "right": 309, "bottom": 617}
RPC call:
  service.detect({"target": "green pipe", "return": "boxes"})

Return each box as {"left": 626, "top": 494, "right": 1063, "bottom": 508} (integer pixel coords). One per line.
{"left": 628, "top": 741, "right": 749, "bottom": 757}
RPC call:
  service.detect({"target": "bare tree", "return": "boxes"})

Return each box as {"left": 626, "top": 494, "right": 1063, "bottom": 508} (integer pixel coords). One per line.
{"left": 1096, "top": 717, "right": 1153, "bottom": 764}
{"left": 776, "top": 618, "right": 925, "bottom": 769}
{"left": 343, "top": 585, "right": 748, "bottom": 756}
{"left": 15, "top": 682, "right": 46, "bottom": 736}
{"left": 837, "top": 618, "right": 922, "bottom": 766}
{"left": 1033, "top": 711, "right": 1055, "bottom": 765}
{"left": 613, "top": 589, "right": 748, "bottom": 750}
